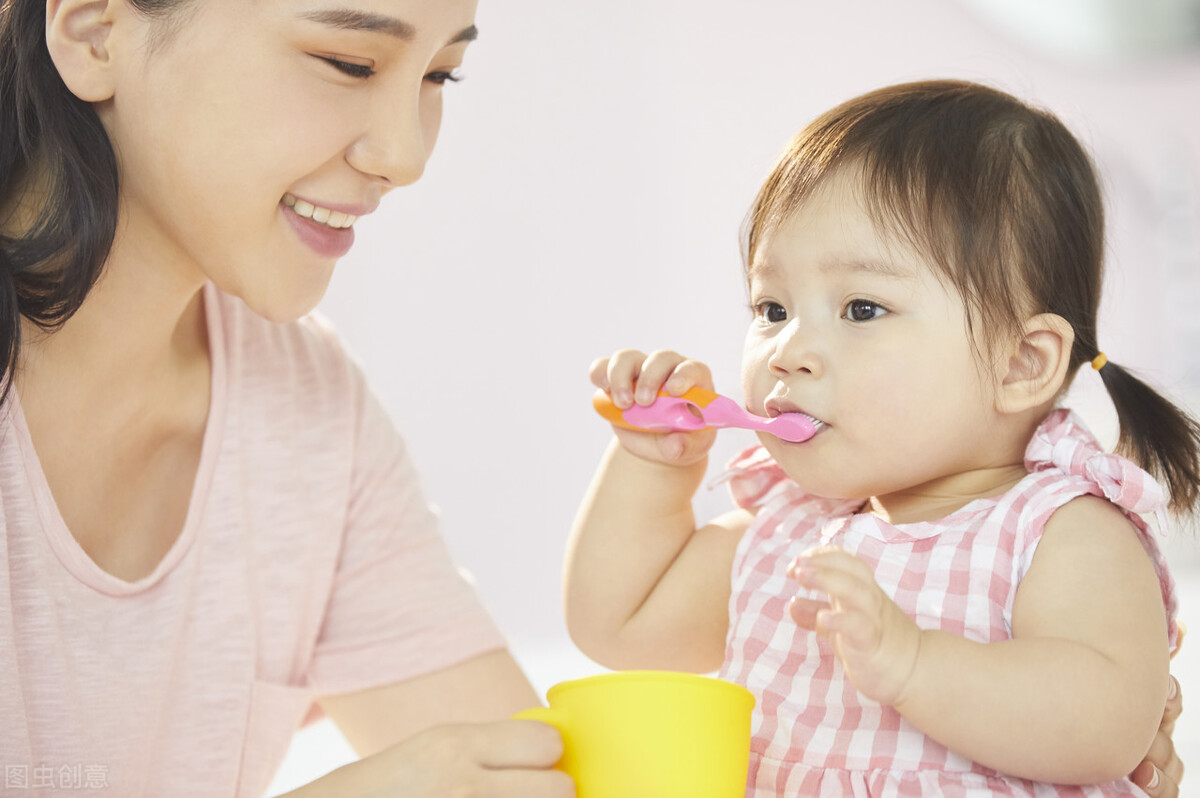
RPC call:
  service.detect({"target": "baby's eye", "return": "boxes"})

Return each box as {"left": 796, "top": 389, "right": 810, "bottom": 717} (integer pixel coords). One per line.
{"left": 844, "top": 299, "right": 887, "bottom": 322}
{"left": 755, "top": 301, "right": 788, "bottom": 323}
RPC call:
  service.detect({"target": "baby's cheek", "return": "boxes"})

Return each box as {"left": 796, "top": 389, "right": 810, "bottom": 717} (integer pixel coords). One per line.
{"left": 740, "top": 335, "right": 775, "bottom": 394}
{"left": 739, "top": 364, "right": 772, "bottom": 413}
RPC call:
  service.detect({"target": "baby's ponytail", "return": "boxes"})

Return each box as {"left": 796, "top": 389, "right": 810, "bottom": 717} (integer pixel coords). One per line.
{"left": 1093, "top": 354, "right": 1200, "bottom": 515}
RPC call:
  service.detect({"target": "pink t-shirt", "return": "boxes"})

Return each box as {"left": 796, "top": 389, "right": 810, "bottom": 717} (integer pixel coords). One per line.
{"left": 0, "top": 283, "right": 507, "bottom": 797}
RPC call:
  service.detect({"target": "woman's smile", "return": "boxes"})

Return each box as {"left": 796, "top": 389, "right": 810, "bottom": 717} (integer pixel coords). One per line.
{"left": 282, "top": 193, "right": 360, "bottom": 229}
{"left": 281, "top": 193, "right": 365, "bottom": 258}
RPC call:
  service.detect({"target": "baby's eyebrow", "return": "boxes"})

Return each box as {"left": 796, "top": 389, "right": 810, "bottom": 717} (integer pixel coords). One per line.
{"left": 299, "top": 8, "right": 478, "bottom": 46}
{"left": 748, "top": 257, "right": 915, "bottom": 280}
{"left": 747, "top": 260, "right": 784, "bottom": 283}
{"left": 822, "top": 257, "right": 915, "bottom": 279}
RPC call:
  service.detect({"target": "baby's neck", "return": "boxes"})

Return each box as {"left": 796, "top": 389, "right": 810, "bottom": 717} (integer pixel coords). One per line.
{"left": 865, "top": 463, "right": 1030, "bottom": 525}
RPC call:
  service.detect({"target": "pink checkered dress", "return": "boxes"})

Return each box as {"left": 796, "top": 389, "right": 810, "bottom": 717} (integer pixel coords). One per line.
{"left": 716, "top": 409, "right": 1179, "bottom": 797}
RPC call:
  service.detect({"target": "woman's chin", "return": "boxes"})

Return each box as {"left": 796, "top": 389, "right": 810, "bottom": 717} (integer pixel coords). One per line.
{"left": 237, "top": 281, "right": 330, "bottom": 324}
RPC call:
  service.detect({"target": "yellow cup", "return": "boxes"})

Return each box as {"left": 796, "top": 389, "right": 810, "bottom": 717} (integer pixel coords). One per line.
{"left": 513, "top": 670, "right": 754, "bottom": 798}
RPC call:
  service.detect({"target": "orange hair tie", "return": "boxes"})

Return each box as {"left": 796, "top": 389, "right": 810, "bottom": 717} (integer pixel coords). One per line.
{"left": 1091, "top": 352, "right": 1108, "bottom": 371}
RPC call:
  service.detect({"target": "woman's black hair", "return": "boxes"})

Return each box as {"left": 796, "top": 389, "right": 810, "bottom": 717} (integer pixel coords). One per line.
{"left": 0, "top": 0, "right": 179, "bottom": 402}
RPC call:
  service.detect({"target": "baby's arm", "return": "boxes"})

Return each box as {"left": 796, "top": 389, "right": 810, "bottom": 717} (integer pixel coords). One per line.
{"left": 564, "top": 350, "right": 750, "bottom": 673}
{"left": 792, "top": 495, "right": 1169, "bottom": 784}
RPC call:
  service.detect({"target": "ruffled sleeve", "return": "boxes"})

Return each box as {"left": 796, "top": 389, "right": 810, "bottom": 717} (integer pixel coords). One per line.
{"left": 1025, "top": 408, "right": 1167, "bottom": 515}
{"left": 709, "top": 445, "right": 794, "bottom": 510}
{"left": 1023, "top": 408, "right": 1179, "bottom": 650}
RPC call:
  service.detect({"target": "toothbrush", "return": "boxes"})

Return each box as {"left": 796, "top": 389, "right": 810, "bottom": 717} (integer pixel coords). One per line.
{"left": 593, "top": 386, "right": 818, "bottom": 443}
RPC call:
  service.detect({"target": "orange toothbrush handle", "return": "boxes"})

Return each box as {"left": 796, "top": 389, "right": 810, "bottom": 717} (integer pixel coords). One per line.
{"left": 592, "top": 385, "right": 720, "bottom": 432}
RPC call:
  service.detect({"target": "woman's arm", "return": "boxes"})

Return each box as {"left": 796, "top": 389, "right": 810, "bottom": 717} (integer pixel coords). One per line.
{"left": 792, "top": 494, "right": 1170, "bottom": 784}
{"left": 316, "top": 649, "right": 541, "bottom": 756}
{"left": 278, "top": 649, "right": 571, "bottom": 798}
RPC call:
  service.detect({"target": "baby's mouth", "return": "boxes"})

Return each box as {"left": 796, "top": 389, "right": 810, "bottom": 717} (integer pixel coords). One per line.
{"left": 796, "top": 412, "right": 826, "bottom": 432}
{"left": 765, "top": 399, "right": 827, "bottom": 436}
{"left": 282, "top": 193, "right": 358, "bottom": 230}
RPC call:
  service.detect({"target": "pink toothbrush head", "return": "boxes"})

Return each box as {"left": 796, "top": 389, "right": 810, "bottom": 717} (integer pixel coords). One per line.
{"left": 593, "top": 386, "right": 818, "bottom": 443}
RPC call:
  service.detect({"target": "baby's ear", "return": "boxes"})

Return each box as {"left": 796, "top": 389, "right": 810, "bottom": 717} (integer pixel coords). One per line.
{"left": 45, "top": 0, "right": 121, "bottom": 102}
{"left": 995, "top": 313, "right": 1074, "bottom": 415}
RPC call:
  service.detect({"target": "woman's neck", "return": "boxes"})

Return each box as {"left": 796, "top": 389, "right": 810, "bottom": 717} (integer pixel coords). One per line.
{"left": 16, "top": 234, "right": 210, "bottom": 419}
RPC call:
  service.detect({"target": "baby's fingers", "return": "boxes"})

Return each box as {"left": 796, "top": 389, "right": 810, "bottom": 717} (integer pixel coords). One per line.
{"left": 634, "top": 351, "right": 712, "bottom": 405}
{"left": 592, "top": 349, "right": 650, "bottom": 408}
{"left": 815, "top": 606, "right": 879, "bottom": 648}
{"left": 789, "top": 595, "right": 830, "bottom": 630}
{"left": 789, "top": 549, "right": 878, "bottom": 606}
{"left": 794, "top": 597, "right": 881, "bottom": 651}
{"left": 588, "top": 356, "right": 613, "bottom": 390}
{"left": 793, "top": 567, "right": 878, "bottom": 623}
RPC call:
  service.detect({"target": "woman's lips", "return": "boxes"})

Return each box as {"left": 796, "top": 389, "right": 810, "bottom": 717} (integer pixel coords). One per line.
{"left": 282, "top": 202, "right": 355, "bottom": 259}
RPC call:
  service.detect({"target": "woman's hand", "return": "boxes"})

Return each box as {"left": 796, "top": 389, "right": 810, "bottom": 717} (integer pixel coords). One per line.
{"left": 1130, "top": 621, "right": 1186, "bottom": 796}
{"left": 589, "top": 349, "right": 718, "bottom": 467}
{"left": 787, "top": 546, "right": 922, "bottom": 705}
{"left": 285, "top": 719, "right": 573, "bottom": 798}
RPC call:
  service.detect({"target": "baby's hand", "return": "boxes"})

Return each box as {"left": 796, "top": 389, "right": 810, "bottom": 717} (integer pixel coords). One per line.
{"left": 788, "top": 546, "right": 923, "bottom": 706}
{"left": 590, "top": 349, "right": 718, "bottom": 467}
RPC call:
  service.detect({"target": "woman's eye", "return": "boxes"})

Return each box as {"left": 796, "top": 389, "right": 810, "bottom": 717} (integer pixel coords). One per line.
{"left": 844, "top": 299, "right": 887, "bottom": 322}
{"left": 316, "top": 56, "right": 375, "bottom": 79}
{"left": 756, "top": 302, "right": 788, "bottom": 323}
{"left": 425, "top": 69, "right": 465, "bottom": 85}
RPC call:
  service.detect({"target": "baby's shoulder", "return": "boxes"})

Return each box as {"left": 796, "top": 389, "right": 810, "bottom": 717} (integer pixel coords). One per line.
{"left": 1038, "top": 492, "right": 1144, "bottom": 550}
{"left": 1016, "top": 493, "right": 1174, "bottom": 647}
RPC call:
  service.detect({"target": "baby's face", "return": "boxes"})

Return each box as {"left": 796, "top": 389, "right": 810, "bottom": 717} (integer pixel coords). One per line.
{"left": 741, "top": 170, "right": 1007, "bottom": 508}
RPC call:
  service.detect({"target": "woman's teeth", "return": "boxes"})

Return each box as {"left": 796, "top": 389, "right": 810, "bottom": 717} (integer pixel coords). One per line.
{"left": 282, "top": 194, "right": 357, "bottom": 229}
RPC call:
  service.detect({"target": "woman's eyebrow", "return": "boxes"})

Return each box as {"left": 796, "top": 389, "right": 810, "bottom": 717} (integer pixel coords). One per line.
{"left": 299, "top": 9, "right": 478, "bottom": 45}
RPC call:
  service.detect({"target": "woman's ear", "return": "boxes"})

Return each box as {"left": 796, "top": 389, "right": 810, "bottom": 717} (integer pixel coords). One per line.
{"left": 995, "top": 313, "right": 1075, "bottom": 415}
{"left": 45, "top": 0, "right": 120, "bottom": 102}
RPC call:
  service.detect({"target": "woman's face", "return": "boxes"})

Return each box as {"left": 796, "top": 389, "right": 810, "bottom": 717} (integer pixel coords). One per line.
{"left": 99, "top": 0, "right": 478, "bottom": 321}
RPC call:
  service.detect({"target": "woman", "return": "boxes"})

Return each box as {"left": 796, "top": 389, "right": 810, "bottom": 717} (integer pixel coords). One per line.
{"left": 0, "top": 0, "right": 1184, "bottom": 796}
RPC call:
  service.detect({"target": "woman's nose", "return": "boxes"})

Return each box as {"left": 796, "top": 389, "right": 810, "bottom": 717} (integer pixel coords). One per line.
{"left": 767, "top": 319, "right": 824, "bottom": 378}
{"left": 347, "top": 93, "right": 434, "bottom": 187}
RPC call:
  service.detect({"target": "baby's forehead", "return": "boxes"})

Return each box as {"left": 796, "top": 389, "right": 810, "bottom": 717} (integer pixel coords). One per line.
{"left": 747, "top": 213, "right": 932, "bottom": 283}
{"left": 757, "top": 173, "right": 928, "bottom": 244}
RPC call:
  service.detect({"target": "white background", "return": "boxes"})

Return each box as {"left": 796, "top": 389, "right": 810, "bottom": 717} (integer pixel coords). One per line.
{"left": 272, "top": 0, "right": 1200, "bottom": 791}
